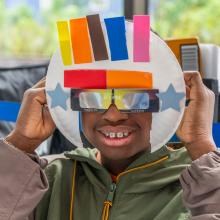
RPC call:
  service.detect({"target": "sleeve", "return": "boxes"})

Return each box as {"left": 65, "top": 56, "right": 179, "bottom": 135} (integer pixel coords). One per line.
{"left": 180, "top": 150, "right": 220, "bottom": 220}
{"left": 0, "top": 139, "right": 49, "bottom": 220}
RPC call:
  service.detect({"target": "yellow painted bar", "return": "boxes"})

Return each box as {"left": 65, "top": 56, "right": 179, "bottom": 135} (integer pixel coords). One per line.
{"left": 57, "top": 21, "right": 72, "bottom": 66}
{"left": 107, "top": 70, "right": 153, "bottom": 88}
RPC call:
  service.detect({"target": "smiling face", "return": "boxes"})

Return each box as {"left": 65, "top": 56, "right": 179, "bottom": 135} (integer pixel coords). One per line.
{"left": 82, "top": 104, "right": 152, "bottom": 161}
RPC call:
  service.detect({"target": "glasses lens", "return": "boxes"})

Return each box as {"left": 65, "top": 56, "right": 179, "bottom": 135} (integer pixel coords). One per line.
{"left": 79, "top": 89, "right": 111, "bottom": 109}
{"left": 123, "top": 93, "right": 149, "bottom": 109}
{"left": 114, "top": 90, "right": 149, "bottom": 110}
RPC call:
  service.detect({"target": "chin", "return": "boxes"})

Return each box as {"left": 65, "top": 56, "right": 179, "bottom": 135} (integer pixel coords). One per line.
{"left": 99, "top": 144, "right": 144, "bottom": 161}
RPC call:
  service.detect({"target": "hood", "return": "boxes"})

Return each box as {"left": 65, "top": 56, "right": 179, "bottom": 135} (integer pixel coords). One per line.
{"left": 64, "top": 145, "right": 191, "bottom": 193}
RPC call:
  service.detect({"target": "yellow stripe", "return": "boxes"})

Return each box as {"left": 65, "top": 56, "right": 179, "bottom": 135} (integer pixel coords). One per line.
{"left": 57, "top": 21, "right": 70, "bottom": 40}
{"left": 116, "top": 156, "right": 169, "bottom": 182}
{"left": 69, "top": 160, "right": 77, "bottom": 220}
{"left": 57, "top": 21, "right": 72, "bottom": 66}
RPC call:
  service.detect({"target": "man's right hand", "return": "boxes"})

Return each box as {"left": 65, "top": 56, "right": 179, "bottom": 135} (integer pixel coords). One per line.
{"left": 5, "top": 77, "right": 56, "bottom": 153}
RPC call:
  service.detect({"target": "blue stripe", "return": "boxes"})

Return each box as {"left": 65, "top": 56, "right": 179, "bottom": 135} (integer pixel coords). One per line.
{"left": 170, "top": 123, "right": 220, "bottom": 148}
{"left": 0, "top": 101, "right": 21, "bottom": 122}
{"left": 213, "top": 123, "right": 220, "bottom": 147}
{"left": 104, "top": 16, "right": 128, "bottom": 61}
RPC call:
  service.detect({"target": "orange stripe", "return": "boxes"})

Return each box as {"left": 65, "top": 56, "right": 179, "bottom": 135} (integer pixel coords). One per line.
{"left": 70, "top": 18, "right": 93, "bottom": 64}
{"left": 107, "top": 70, "right": 152, "bottom": 89}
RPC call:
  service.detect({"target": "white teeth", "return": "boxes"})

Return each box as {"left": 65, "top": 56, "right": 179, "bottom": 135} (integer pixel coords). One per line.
{"left": 110, "top": 132, "right": 116, "bottom": 138}
{"left": 123, "top": 132, "right": 128, "bottom": 137}
{"left": 117, "top": 132, "right": 123, "bottom": 138}
{"left": 103, "top": 132, "right": 130, "bottom": 138}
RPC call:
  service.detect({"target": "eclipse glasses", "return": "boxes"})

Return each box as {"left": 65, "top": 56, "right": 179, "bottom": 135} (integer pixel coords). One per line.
{"left": 71, "top": 89, "right": 159, "bottom": 113}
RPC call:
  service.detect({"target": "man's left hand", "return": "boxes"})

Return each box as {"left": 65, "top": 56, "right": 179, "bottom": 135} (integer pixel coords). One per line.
{"left": 176, "top": 71, "right": 216, "bottom": 160}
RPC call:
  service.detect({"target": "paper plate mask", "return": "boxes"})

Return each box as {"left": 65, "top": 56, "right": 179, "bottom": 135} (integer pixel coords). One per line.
{"left": 46, "top": 15, "right": 186, "bottom": 152}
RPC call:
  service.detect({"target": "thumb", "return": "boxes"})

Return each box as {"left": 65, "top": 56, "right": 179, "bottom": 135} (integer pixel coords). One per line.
{"left": 183, "top": 71, "right": 206, "bottom": 101}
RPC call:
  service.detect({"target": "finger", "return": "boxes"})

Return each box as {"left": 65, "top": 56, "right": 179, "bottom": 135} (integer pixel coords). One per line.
{"left": 185, "top": 85, "right": 190, "bottom": 100}
{"left": 42, "top": 106, "right": 56, "bottom": 130}
{"left": 34, "top": 88, "right": 47, "bottom": 105}
{"left": 24, "top": 87, "right": 47, "bottom": 106}
{"left": 32, "top": 77, "right": 46, "bottom": 89}
{"left": 183, "top": 71, "right": 203, "bottom": 88}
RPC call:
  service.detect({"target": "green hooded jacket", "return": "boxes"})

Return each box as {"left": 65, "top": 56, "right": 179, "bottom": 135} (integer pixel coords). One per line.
{"left": 35, "top": 145, "right": 192, "bottom": 220}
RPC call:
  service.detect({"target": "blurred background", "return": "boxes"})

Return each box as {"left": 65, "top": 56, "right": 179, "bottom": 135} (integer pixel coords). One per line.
{"left": 0, "top": 0, "right": 219, "bottom": 60}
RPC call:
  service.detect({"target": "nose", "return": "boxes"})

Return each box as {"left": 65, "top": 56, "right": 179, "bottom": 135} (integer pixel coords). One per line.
{"left": 102, "top": 104, "right": 128, "bottom": 123}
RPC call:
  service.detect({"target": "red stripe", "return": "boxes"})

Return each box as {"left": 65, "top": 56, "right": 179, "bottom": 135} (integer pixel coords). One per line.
{"left": 64, "top": 69, "right": 107, "bottom": 88}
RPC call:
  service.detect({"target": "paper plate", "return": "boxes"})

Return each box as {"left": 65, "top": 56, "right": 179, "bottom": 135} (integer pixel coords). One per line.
{"left": 46, "top": 20, "right": 186, "bottom": 152}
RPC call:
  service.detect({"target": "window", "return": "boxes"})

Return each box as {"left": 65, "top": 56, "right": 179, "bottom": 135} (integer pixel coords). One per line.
{"left": 149, "top": 0, "right": 220, "bottom": 45}
{"left": 0, "top": 0, "right": 124, "bottom": 58}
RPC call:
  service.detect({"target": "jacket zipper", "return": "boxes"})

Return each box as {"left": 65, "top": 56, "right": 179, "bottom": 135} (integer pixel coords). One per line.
{"left": 102, "top": 182, "right": 117, "bottom": 220}
{"left": 101, "top": 155, "right": 169, "bottom": 220}
{"left": 107, "top": 182, "right": 117, "bottom": 203}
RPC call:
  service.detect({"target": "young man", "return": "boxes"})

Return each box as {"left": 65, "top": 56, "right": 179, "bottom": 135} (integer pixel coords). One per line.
{"left": 0, "top": 71, "right": 220, "bottom": 220}
{"left": 1, "top": 14, "right": 220, "bottom": 220}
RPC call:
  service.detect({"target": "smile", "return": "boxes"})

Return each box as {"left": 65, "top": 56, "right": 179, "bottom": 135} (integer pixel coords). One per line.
{"left": 96, "top": 126, "right": 137, "bottom": 147}
{"left": 100, "top": 131, "right": 130, "bottom": 139}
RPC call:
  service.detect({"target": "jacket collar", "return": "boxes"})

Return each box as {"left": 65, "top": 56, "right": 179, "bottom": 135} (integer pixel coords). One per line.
{"left": 64, "top": 146, "right": 190, "bottom": 192}
{"left": 64, "top": 145, "right": 170, "bottom": 170}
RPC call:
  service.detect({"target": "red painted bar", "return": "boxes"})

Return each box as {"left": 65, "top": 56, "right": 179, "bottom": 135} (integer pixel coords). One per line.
{"left": 64, "top": 69, "right": 107, "bottom": 88}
